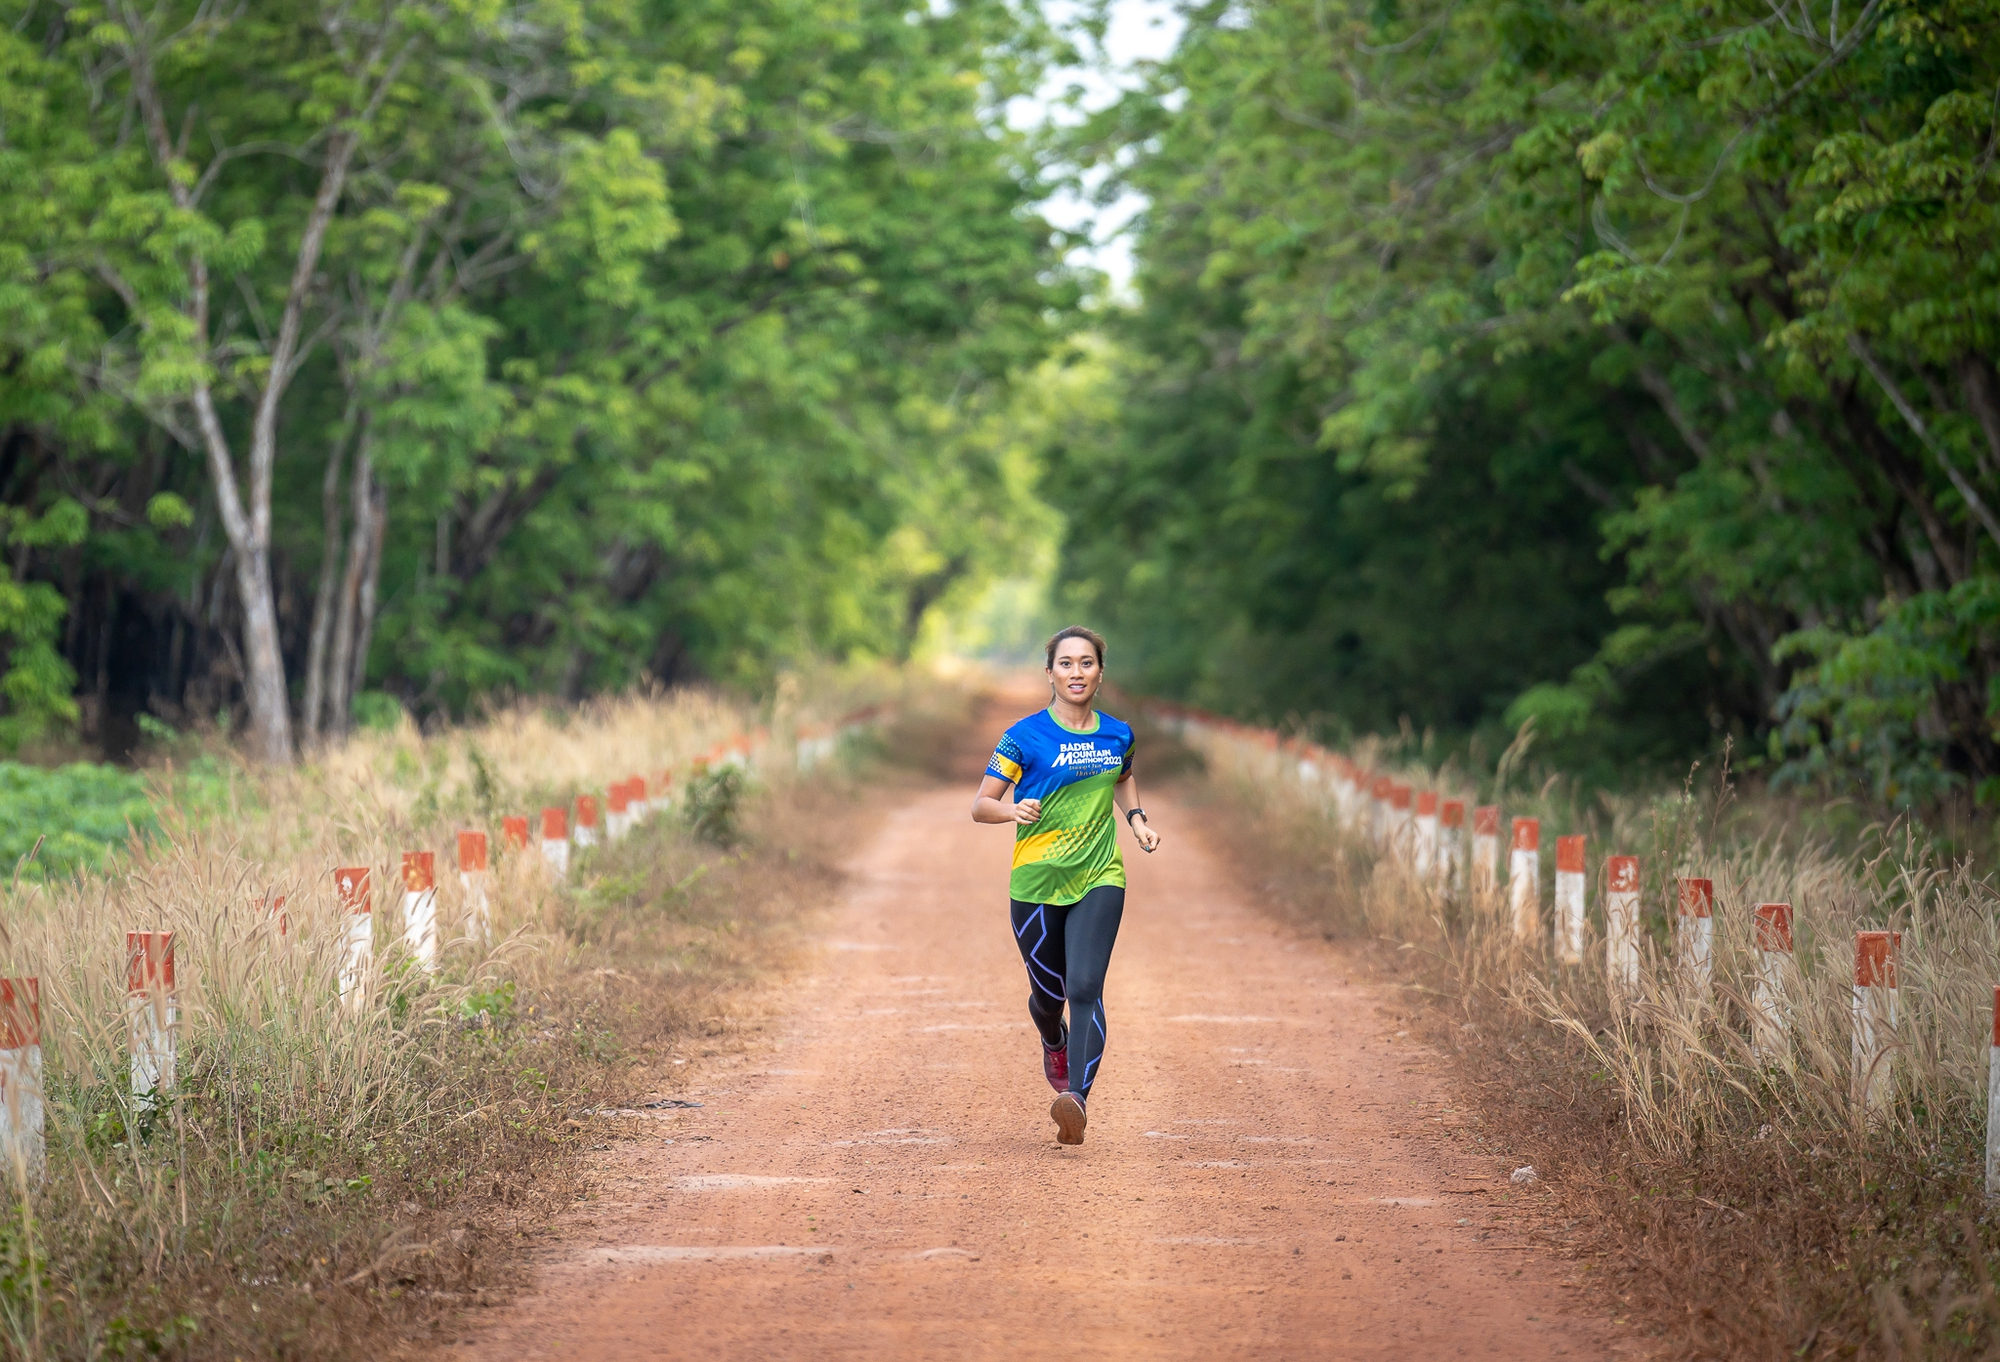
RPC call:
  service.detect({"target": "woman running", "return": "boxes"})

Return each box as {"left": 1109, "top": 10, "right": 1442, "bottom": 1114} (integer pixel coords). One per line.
{"left": 972, "top": 625, "right": 1162, "bottom": 1145}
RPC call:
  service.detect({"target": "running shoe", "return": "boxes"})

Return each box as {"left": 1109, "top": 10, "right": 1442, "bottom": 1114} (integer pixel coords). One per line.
{"left": 1043, "top": 1032, "right": 1069, "bottom": 1093}
{"left": 1050, "top": 1091, "right": 1087, "bottom": 1145}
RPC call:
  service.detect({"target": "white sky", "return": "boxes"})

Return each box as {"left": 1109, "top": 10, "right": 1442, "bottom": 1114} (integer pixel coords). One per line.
{"left": 1006, "top": 0, "right": 1186, "bottom": 295}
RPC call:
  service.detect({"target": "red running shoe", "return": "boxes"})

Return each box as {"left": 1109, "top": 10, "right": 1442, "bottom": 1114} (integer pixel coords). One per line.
{"left": 1043, "top": 1038, "right": 1069, "bottom": 1093}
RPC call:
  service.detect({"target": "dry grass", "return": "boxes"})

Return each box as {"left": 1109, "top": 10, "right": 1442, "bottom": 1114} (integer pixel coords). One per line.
{"left": 1168, "top": 719, "right": 2000, "bottom": 1360}
{"left": 0, "top": 673, "right": 963, "bottom": 1360}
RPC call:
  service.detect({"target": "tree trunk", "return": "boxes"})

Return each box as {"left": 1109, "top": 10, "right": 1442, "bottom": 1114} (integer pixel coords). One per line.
{"left": 1956, "top": 354, "right": 2000, "bottom": 484}
{"left": 327, "top": 420, "right": 377, "bottom": 736}
{"left": 111, "top": 2, "right": 409, "bottom": 762}
{"left": 301, "top": 410, "right": 355, "bottom": 743}
{"left": 349, "top": 480, "right": 388, "bottom": 713}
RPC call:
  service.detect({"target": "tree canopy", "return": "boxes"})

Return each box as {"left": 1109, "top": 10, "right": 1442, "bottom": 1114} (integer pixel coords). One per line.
{"left": 0, "top": 0, "right": 1074, "bottom": 757}
{"left": 6, "top": 0, "right": 2000, "bottom": 809}
{"left": 1058, "top": 0, "right": 2000, "bottom": 799}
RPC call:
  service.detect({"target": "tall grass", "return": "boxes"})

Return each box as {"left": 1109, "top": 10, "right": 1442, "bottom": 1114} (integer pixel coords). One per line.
{"left": 1171, "top": 716, "right": 2000, "bottom": 1356}
{"left": 0, "top": 675, "right": 913, "bottom": 1359}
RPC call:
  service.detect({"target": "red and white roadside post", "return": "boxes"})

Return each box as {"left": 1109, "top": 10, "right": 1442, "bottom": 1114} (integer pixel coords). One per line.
{"left": 1388, "top": 784, "right": 1414, "bottom": 863}
{"left": 1677, "top": 878, "right": 1714, "bottom": 1001}
{"left": 627, "top": 775, "right": 650, "bottom": 823}
{"left": 1986, "top": 988, "right": 2000, "bottom": 1201}
{"left": 337, "top": 867, "right": 373, "bottom": 1004}
{"left": 458, "top": 831, "right": 491, "bottom": 945}
{"left": 574, "top": 794, "right": 601, "bottom": 849}
{"left": 1472, "top": 806, "right": 1501, "bottom": 899}
{"left": 540, "top": 808, "right": 570, "bottom": 879}
{"left": 1370, "top": 777, "right": 1393, "bottom": 847}
{"left": 501, "top": 815, "right": 530, "bottom": 852}
{"left": 1508, "top": 817, "right": 1540, "bottom": 940}
{"left": 606, "top": 782, "right": 631, "bottom": 842}
{"left": 1751, "top": 903, "right": 1794, "bottom": 1062}
{"left": 1438, "top": 799, "right": 1465, "bottom": 892}
{"left": 1337, "top": 766, "right": 1364, "bottom": 832}
{"left": 1853, "top": 930, "right": 1900, "bottom": 1117}
{"left": 402, "top": 851, "right": 439, "bottom": 972}
{"left": 795, "top": 725, "right": 824, "bottom": 772}
{"left": 1554, "top": 835, "right": 1586, "bottom": 965}
{"left": 653, "top": 770, "right": 675, "bottom": 813}
{"left": 1606, "top": 856, "right": 1640, "bottom": 999}
{"left": 0, "top": 978, "right": 42, "bottom": 1185}
{"left": 1413, "top": 792, "right": 1440, "bottom": 880}
{"left": 126, "top": 931, "right": 176, "bottom": 1098}
{"left": 1295, "top": 743, "right": 1322, "bottom": 787}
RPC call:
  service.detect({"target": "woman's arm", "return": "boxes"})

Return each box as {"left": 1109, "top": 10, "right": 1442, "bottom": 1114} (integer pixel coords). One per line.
{"left": 973, "top": 773, "right": 1042, "bottom": 826}
{"left": 1114, "top": 775, "right": 1163, "bottom": 852}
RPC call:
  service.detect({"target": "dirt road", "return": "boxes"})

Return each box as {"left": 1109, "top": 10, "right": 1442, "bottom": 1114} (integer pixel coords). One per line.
{"left": 451, "top": 736, "right": 1623, "bottom": 1359}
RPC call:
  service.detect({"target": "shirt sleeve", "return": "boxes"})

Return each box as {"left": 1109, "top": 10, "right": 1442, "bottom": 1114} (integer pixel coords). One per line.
{"left": 986, "top": 731, "right": 1026, "bottom": 786}
{"left": 1119, "top": 734, "right": 1135, "bottom": 780}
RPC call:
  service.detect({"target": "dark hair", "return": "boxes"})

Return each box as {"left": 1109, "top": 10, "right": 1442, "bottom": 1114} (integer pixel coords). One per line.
{"left": 1044, "top": 624, "right": 1106, "bottom": 669}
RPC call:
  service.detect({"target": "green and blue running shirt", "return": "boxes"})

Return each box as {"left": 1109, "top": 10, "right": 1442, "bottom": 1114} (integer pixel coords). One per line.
{"left": 986, "top": 708, "right": 1136, "bottom": 906}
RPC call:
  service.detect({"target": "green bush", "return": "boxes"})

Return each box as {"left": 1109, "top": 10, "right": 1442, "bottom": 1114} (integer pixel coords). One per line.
{"left": 0, "top": 761, "right": 156, "bottom": 882}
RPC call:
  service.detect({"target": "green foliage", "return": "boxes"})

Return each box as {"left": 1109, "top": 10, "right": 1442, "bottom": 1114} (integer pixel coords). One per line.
{"left": 0, "top": 754, "right": 236, "bottom": 883}
{"left": 0, "top": 500, "right": 87, "bottom": 750}
{"left": 1061, "top": 0, "right": 2000, "bottom": 794}
{"left": 682, "top": 765, "right": 746, "bottom": 847}
{"left": 0, "top": 0, "right": 1076, "bottom": 741}
{"left": 0, "top": 762, "right": 155, "bottom": 881}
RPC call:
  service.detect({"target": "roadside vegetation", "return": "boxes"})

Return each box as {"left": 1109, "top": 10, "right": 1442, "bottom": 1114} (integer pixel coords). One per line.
{"left": 1171, "top": 716, "right": 2000, "bottom": 1358}
{"left": 0, "top": 673, "right": 965, "bottom": 1360}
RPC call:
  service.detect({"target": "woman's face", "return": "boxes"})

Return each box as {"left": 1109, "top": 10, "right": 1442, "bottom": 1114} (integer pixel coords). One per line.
{"left": 1047, "top": 638, "right": 1103, "bottom": 707}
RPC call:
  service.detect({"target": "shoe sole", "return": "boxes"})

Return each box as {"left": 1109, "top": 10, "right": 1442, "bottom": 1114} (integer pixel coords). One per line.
{"left": 1050, "top": 1093, "right": 1086, "bottom": 1145}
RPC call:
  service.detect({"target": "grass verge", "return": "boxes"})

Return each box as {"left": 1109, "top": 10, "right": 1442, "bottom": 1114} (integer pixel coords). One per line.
{"left": 0, "top": 677, "right": 965, "bottom": 1360}
{"left": 1166, "top": 721, "right": 2000, "bottom": 1360}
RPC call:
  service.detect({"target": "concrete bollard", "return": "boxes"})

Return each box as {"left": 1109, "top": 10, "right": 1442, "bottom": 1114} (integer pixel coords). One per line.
{"left": 1413, "top": 792, "right": 1439, "bottom": 880}
{"left": 606, "top": 782, "right": 631, "bottom": 842}
{"left": 574, "top": 795, "right": 600, "bottom": 849}
{"left": 1472, "top": 806, "right": 1501, "bottom": 898}
{"left": 1606, "top": 856, "right": 1640, "bottom": 998}
{"left": 337, "top": 867, "right": 373, "bottom": 1004}
{"left": 653, "top": 771, "right": 675, "bottom": 812}
{"left": 1677, "top": 878, "right": 1714, "bottom": 1001}
{"left": 402, "top": 851, "right": 438, "bottom": 972}
{"left": 1751, "top": 903, "right": 1794, "bottom": 1061}
{"left": 0, "top": 978, "right": 42, "bottom": 1185}
{"left": 626, "top": 775, "right": 649, "bottom": 823}
{"left": 1853, "top": 930, "right": 1900, "bottom": 1116}
{"left": 126, "top": 930, "right": 176, "bottom": 1098}
{"left": 1508, "top": 817, "right": 1540, "bottom": 940}
{"left": 1340, "top": 766, "right": 1366, "bottom": 832}
{"left": 1439, "top": 799, "right": 1465, "bottom": 891}
{"left": 540, "top": 808, "right": 570, "bottom": 879}
{"left": 501, "top": 815, "right": 530, "bottom": 851}
{"left": 1370, "top": 777, "right": 1393, "bottom": 846}
{"left": 1296, "top": 747, "right": 1322, "bottom": 786}
{"left": 1555, "top": 835, "right": 1585, "bottom": 965}
{"left": 458, "top": 831, "right": 491, "bottom": 945}
{"left": 1987, "top": 988, "right": 2000, "bottom": 1202}
{"left": 1388, "top": 784, "right": 1413, "bottom": 863}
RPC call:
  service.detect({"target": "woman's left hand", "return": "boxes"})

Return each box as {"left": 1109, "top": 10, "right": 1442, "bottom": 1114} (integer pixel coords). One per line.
{"left": 1132, "top": 818, "right": 1162, "bottom": 853}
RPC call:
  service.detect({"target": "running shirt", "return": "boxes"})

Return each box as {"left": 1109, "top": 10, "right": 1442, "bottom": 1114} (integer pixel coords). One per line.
{"left": 986, "top": 708, "right": 1135, "bottom": 906}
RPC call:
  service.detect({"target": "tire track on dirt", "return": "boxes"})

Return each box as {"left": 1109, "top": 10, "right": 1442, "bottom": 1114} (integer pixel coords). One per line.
{"left": 444, "top": 726, "right": 1631, "bottom": 1360}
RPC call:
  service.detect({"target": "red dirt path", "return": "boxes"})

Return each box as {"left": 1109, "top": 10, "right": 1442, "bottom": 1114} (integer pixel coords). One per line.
{"left": 445, "top": 705, "right": 1631, "bottom": 1360}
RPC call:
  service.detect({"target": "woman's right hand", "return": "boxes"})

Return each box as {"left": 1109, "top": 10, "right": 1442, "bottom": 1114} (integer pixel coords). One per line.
{"left": 1013, "top": 797, "right": 1043, "bottom": 825}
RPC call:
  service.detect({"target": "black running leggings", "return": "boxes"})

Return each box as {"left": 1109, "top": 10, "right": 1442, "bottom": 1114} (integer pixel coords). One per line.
{"left": 1009, "top": 885, "right": 1125, "bottom": 1102}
